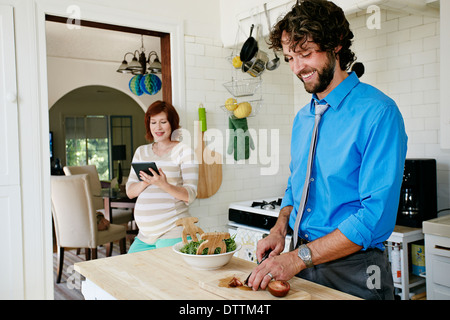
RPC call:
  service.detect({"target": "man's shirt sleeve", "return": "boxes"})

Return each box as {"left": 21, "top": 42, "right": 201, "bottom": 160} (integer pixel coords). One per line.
{"left": 338, "top": 104, "right": 408, "bottom": 250}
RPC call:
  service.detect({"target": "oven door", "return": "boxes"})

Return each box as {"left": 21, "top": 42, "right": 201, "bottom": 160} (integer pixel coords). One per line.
{"left": 228, "top": 222, "right": 292, "bottom": 262}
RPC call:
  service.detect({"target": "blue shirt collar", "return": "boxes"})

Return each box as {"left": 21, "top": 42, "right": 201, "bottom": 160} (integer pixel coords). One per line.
{"left": 311, "top": 71, "right": 360, "bottom": 112}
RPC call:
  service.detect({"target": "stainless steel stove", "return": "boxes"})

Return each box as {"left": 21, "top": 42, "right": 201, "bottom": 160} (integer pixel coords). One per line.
{"left": 227, "top": 197, "right": 292, "bottom": 262}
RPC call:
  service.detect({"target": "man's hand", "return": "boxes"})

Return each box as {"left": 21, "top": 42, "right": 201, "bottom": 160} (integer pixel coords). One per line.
{"left": 255, "top": 232, "right": 285, "bottom": 262}
{"left": 255, "top": 206, "right": 292, "bottom": 262}
{"left": 247, "top": 250, "right": 303, "bottom": 291}
{"left": 247, "top": 205, "right": 294, "bottom": 290}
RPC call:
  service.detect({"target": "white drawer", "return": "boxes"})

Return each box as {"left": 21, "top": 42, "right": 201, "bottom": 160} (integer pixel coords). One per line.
{"left": 433, "top": 284, "right": 450, "bottom": 300}
{"left": 431, "top": 255, "right": 450, "bottom": 287}
{"left": 425, "top": 234, "right": 450, "bottom": 258}
{"left": 425, "top": 234, "right": 450, "bottom": 299}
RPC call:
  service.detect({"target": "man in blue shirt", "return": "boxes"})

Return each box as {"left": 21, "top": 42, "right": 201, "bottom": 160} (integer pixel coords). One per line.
{"left": 248, "top": 0, "right": 407, "bottom": 299}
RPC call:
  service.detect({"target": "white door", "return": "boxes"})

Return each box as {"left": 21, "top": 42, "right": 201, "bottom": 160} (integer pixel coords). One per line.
{"left": 0, "top": 5, "right": 24, "bottom": 299}
{"left": 0, "top": 5, "right": 19, "bottom": 185}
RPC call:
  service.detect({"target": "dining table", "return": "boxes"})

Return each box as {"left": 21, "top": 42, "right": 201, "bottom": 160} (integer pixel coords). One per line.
{"left": 98, "top": 187, "right": 137, "bottom": 256}
{"left": 100, "top": 187, "right": 136, "bottom": 224}
{"left": 74, "top": 246, "right": 361, "bottom": 301}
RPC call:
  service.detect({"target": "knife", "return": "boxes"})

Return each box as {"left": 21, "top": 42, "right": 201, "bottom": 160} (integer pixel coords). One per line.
{"left": 244, "top": 250, "right": 272, "bottom": 286}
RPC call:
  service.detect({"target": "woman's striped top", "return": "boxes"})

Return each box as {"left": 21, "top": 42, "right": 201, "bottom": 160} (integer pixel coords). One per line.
{"left": 126, "top": 142, "right": 198, "bottom": 244}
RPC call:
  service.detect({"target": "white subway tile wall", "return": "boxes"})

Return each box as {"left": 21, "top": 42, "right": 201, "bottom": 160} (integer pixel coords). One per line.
{"left": 185, "top": 7, "right": 449, "bottom": 232}
{"left": 352, "top": 9, "right": 449, "bottom": 213}
{"left": 184, "top": 35, "right": 294, "bottom": 232}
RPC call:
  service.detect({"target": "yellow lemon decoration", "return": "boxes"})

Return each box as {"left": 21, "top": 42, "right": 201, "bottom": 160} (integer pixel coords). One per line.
{"left": 233, "top": 102, "right": 252, "bottom": 118}
{"left": 225, "top": 98, "right": 238, "bottom": 111}
{"left": 232, "top": 56, "right": 243, "bottom": 69}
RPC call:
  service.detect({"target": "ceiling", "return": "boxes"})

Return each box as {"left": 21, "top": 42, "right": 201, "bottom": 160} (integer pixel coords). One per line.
{"left": 45, "top": 20, "right": 161, "bottom": 64}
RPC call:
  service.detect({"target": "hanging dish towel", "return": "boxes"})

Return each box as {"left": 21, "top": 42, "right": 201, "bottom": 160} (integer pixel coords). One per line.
{"left": 227, "top": 117, "right": 255, "bottom": 161}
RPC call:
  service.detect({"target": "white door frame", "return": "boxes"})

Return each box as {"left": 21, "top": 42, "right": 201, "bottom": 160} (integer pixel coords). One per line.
{"left": 34, "top": 0, "right": 186, "bottom": 298}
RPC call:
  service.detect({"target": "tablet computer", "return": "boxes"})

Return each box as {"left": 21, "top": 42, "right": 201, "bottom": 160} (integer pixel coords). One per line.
{"left": 131, "top": 162, "right": 159, "bottom": 180}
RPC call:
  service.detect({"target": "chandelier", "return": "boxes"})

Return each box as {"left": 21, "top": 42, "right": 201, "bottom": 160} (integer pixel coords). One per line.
{"left": 117, "top": 35, "right": 162, "bottom": 96}
{"left": 116, "top": 35, "right": 162, "bottom": 75}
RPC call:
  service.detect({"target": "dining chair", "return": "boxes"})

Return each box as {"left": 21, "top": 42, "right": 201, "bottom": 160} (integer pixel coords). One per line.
{"left": 63, "top": 165, "right": 133, "bottom": 226}
{"left": 51, "top": 174, "right": 127, "bottom": 283}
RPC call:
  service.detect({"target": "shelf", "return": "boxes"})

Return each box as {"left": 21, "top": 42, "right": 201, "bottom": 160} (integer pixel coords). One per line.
{"left": 387, "top": 225, "right": 423, "bottom": 243}
{"left": 385, "top": 225, "right": 425, "bottom": 300}
{"left": 223, "top": 78, "right": 262, "bottom": 98}
{"left": 393, "top": 274, "right": 426, "bottom": 289}
{"left": 220, "top": 99, "right": 262, "bottom": 119}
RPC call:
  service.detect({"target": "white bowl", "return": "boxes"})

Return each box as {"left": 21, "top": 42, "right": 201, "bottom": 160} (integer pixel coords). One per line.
{"left": 172, "top": 241, "right": 241, "bottom": 270}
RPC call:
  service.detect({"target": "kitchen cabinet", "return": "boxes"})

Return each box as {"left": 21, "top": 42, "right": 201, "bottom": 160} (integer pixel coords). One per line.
{"left": 423, "top": 215, "right": 450, "bottom": 300}
{"left": 386, "top": 225, "right": 425, "bottom": 300}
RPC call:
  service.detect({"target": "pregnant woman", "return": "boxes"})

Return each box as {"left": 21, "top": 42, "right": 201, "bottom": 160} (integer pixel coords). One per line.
{"left": 126, "top": 100, "right": 199, "bottom": 253}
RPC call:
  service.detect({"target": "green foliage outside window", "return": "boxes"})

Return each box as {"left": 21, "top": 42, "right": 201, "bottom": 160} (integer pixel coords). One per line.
{"left": 65, "top": 138, "right": 110, "bottom": 180}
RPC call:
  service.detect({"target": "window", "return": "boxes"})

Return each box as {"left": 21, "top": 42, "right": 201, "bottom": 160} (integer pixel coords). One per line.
{"left": 65, "top": 115, "right": 110, "bottom": 180}
{"left": 110, "top": 116, "right": 133, "bottom": 178}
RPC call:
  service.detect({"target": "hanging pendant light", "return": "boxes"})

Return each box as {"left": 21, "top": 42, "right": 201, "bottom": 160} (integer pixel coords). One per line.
{"left": 131, "top": 51, "right": 147, "bottom": 75}
{"left": 127, "top": 52, "right": 143, "bottom": 72}
{"left": 147, "top": 51, "right": 162, "bottom": 74}
{"left": 116, "top": 35, "right": 162, "bottom": 74}
{"left": 116, "top": 52, "right": 135, "bottom": 73}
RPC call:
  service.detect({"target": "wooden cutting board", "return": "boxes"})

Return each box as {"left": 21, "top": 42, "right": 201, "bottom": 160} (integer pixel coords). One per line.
{"left": 196, "top": 105, "right": 222, "bottom": 199}
{"left": 199, "top": 271, "right": 311, "bottom": 300}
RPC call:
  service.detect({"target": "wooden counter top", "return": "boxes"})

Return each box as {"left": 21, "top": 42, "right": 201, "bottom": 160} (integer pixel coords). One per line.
{"left": 74, "top": 246, "right": 360, "bottom": 300}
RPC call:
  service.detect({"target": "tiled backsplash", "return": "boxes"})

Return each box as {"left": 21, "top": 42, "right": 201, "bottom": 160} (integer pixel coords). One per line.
{"left": 184, "top": 35, "right": 294, "bottom": 232}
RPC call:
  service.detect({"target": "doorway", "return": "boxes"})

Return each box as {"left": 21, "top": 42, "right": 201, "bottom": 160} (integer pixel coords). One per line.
{"left": 46, "top": 11, "right": 178, "bottom": 298}
{"left": 48, "top": 85, "right": 147, "bottom": 180}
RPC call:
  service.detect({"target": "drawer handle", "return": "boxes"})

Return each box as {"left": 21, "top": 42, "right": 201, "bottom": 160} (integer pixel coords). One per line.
{"left": 435, "top": 245, "right": 450, "bottom": 251}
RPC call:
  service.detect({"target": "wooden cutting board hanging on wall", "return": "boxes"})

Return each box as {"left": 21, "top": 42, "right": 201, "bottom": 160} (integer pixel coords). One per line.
{"left": 196, "top": 104, "right": 222, "bottom": 199}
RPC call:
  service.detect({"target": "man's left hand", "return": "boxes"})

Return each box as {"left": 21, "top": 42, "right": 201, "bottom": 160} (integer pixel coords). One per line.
{"left": 247, "top": 250, "right": 304, "bottom": 291}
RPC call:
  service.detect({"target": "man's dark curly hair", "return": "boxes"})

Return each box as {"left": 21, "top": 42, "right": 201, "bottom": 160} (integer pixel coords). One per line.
{"left": 269, "top": 0, "right": 356, "bottom": 71}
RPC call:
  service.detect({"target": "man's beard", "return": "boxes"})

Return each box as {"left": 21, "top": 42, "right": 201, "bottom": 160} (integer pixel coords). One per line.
{"left": 298, "top": 52, "right": 336, "bottom": 94}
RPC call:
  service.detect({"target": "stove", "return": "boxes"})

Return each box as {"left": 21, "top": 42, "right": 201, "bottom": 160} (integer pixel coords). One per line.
{"left": 227, "top": 197, "right": 292, "bottom": 262}
{"left": 228, "top": 197, "right": 292, "bottom": 232}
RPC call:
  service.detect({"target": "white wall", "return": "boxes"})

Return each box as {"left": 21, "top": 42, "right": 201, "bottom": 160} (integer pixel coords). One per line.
{"left": 47, "top": 57, "right": 159, "bottom": 112}
{"left": 440, "top": 0, "right": 450, "bottom": 149}
{"left": 77, "top": 0, "right": 222, "bottom": 39}
{"left": 354, "top": 8, "right": 450, "bottom": 213}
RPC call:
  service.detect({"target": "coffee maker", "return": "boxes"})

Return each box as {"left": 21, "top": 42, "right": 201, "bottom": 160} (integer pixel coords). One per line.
{"left": 396, "top": 159, "right": 437, "bottom": 228}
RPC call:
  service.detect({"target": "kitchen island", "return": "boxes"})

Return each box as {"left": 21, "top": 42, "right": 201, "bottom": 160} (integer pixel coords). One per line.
{"left": 74, "top": 246, "right": 360, "bottom": 300}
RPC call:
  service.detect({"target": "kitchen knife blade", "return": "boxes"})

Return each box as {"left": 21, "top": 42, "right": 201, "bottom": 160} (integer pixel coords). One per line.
{"left": 244, "top": 250, "right": 272, "bottom": 286}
